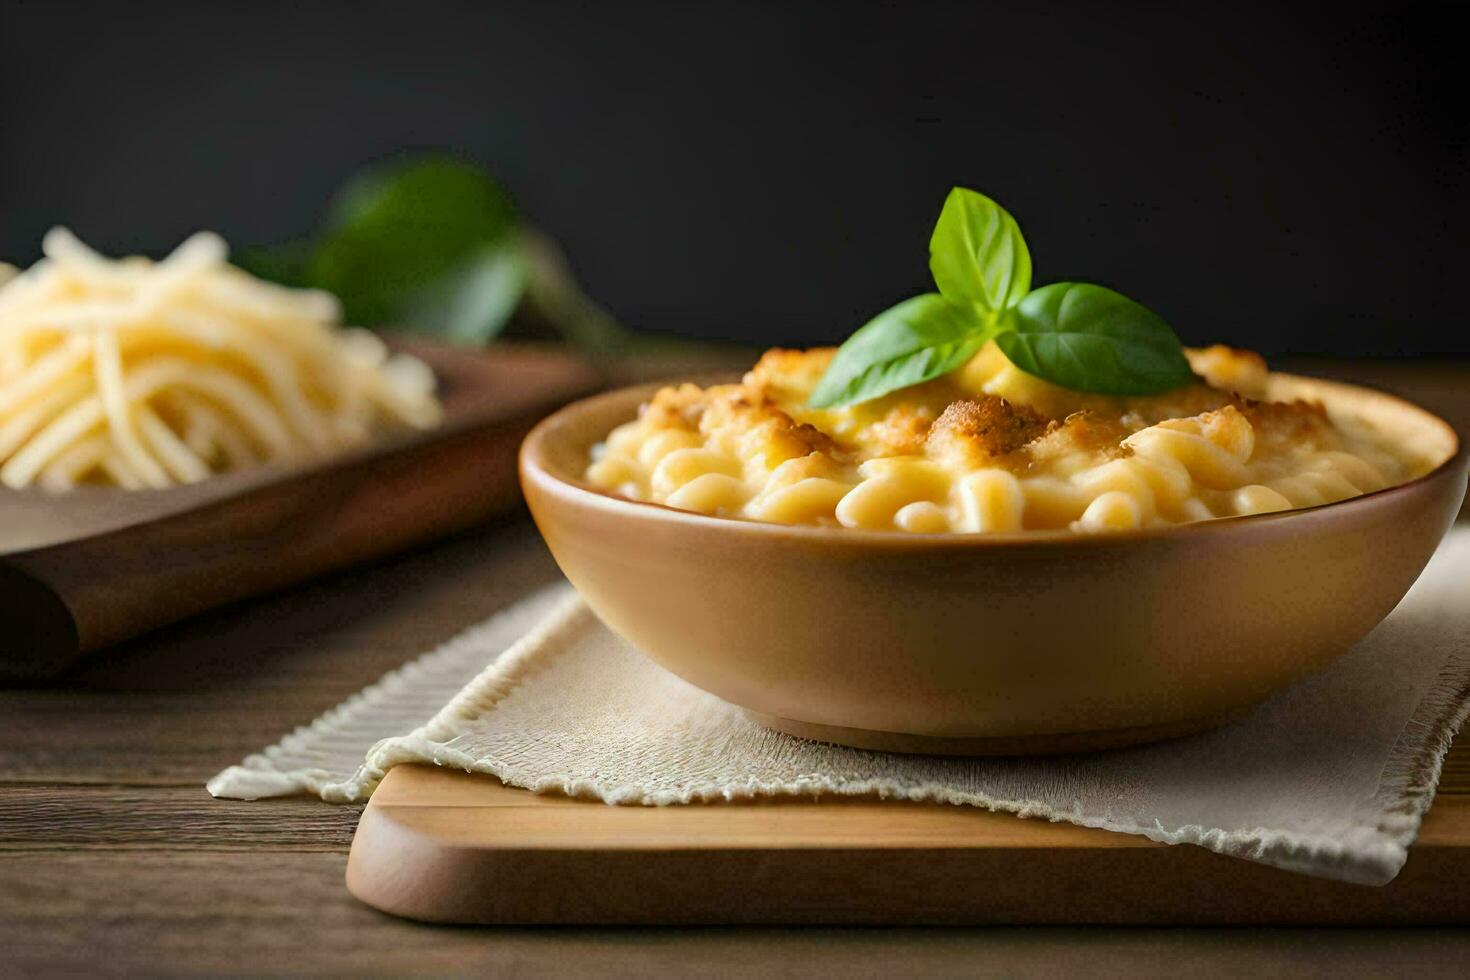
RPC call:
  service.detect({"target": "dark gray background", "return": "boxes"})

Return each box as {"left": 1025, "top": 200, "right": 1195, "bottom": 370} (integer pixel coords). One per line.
{"left": 0, "top": 1, "right": 1461, "bottom": 354}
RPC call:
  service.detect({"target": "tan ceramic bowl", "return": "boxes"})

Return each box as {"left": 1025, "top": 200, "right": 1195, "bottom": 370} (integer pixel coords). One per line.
{"left": 520, "top": 374, "right": 1466, "bottom": 755}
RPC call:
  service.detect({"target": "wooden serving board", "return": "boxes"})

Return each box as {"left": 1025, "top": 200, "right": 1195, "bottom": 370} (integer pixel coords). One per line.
{"left": 347, "top": 746, "right": 1470, "bottom": 926}
{"left": 0, "top": 341, "right": 599, "bottom": 679}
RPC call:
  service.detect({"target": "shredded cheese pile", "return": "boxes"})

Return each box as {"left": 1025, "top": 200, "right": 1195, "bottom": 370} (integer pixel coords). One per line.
{"left": 0, "top": 230, "right": 442, "bottom": 491}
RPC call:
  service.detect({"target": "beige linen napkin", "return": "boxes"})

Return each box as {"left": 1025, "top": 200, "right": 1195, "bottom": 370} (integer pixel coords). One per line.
{"left": 210, "top": 528, "right": 1470, "bottom": 885}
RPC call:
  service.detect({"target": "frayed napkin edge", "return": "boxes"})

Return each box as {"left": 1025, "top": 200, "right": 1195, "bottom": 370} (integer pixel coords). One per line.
{"left": 357, "top": 608, "right": 1466, "bottom": 886}
{"left": 208, "top": 587, "right": 1470, "bottom": 887}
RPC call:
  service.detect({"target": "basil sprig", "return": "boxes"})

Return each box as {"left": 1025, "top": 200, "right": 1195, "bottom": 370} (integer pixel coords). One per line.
{"left": 928, "top": 187, "right": 1031, "bottom": 313}
{"left": 809, "top": 188, "right": 1194, "bottom": 408}
{"left": 998, "top": 282, "right": 1195, "bottom": 396}
{"left": 239, "top": 156, "right": 630, "bottom": 351}
{"left": 809, "top": 295, "right": 989, "bottom": 409}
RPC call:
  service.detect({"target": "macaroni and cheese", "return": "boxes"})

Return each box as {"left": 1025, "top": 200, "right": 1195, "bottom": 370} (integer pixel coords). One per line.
{"left": 584, "top": 344, "right": 1430, "bottom": 534}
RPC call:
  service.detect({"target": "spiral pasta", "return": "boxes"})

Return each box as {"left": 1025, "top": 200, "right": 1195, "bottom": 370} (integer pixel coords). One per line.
{"left": 585, "top": 343, "right": 1423, "bottom": 534}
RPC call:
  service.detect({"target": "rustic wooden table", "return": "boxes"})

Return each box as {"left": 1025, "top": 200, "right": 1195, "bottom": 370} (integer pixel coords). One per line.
{"left": 3, "top": 360, "right": 1468, "bottom": 976}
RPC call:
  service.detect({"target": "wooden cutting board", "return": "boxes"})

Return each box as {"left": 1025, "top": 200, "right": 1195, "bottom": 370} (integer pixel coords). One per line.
{"left": 0, "top": 341, "right": 599, "bottom": 678}
{"left": 346, "top": 743, "right": 1470, "bottom": 926}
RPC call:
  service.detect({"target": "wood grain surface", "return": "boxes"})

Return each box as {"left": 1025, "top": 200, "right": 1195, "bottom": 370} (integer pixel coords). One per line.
{"left": 0, "top": 341, "right": 600, "bottom": 678}
{"left": 1, "top": 357, "right": 1467, "bottom": 975}
{"left": 346, "top": 764, "right": 1470, "bottom": 927}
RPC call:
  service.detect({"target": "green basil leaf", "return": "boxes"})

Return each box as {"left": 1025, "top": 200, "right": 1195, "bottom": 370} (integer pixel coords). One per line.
{"left": 232, "top": 241, "right": 312, "bottom": 289}
{"left": 305, "top": 157, "right": 523, "bottom": 342}
{"left": 809, "top": 294, "right": 989, "bottom": 409}
{"left": 395, "top": 238, "right": 527, "bottom": 345}
{"left": 928, "top": 187, "right": 1031, "bottom": 313}
{"left": 996, "top": 282, "right": 1195, "bottom": 395}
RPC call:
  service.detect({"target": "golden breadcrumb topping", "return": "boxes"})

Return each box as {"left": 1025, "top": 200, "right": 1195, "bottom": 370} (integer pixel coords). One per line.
{"left": 587, "top": 341, "right": 1421, "bottom": 534}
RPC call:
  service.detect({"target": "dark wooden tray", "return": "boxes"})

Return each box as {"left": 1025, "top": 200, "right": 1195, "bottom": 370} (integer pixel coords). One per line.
{"left": 0, "top": 341, "right": 599, "bottom": 679}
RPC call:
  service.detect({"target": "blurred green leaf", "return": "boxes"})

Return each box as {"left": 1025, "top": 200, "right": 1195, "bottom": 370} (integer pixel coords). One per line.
{"left": 305, "top": 156, "right": 523, "bottom": 343}
{"left": 244, "top": 154, "right": 639, "bottom": 350}
{"left": 397, "top": 238, "right": 527, "bottom": 345}
{"left": 233, "top": 241, "right": 312, "bottom": 288}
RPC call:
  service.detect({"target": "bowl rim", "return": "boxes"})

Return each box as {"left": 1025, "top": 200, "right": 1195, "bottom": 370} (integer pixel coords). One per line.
{"left": 520, "top": 371, "right": 1466, "bottom": 550}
